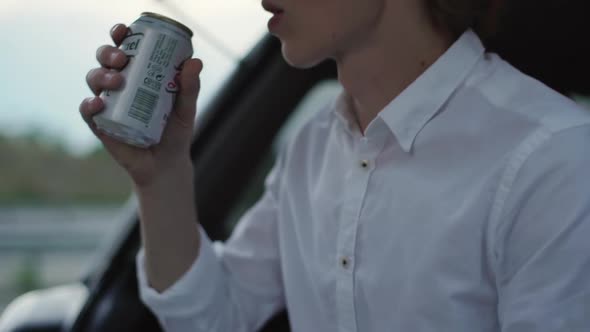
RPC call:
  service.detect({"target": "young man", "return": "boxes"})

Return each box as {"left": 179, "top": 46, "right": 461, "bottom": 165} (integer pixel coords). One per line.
{"left": 80, "top": 0, "right": 590, "bottom": 330}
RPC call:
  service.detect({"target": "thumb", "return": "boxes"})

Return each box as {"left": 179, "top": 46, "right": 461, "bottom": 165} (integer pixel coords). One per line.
{"left": 173, "top": 58, "right": 203, "bottom": 127}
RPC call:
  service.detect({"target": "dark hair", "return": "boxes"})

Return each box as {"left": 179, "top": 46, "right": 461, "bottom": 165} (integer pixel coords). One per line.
{"left": 489, "top": 0, "right": 590, "bottom": 95}
{"left": 428, "top": 0, "right": 590, "bottom": 96}
{"left": 425, "top": 0, "right": 500, "bottom": 39}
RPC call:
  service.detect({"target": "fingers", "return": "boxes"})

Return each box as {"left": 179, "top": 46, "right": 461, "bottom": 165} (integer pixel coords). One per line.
{"left": 79, "top": 24, "right": 129, "bottom": 141}
{"left": 86, "top": 67, "right": 124, "bottom": 96}
{"left": 110, "top": 24, "right": 129, "bottom": 46}
{"left": 79, "top": 96, "right": 141, "bottom": 158}
{"left": 96, "top": 45, "right": 128, "bottom": 69}
{"left": 79, "top": 96, "right": 105, "bottom": 133}
{"left": 173, "top": 59, "right": 204, "bottom": 127}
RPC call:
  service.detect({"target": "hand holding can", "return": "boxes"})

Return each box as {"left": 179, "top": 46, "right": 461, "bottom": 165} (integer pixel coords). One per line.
{"left": 80, "top": 15, "right": 203, "bottom": 187}
{"left": 95, "top": 12, "right": 195, "bottom": 148}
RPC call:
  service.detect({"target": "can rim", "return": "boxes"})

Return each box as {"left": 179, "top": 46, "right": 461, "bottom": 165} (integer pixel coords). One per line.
{"left": 140, "top": 12, "right": 193, "bottom": 37}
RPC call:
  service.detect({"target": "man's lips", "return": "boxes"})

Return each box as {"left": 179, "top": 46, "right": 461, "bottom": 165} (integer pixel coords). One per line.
{"left": 262, "top": 1, "right": 285, "bottom": 31}
{"left": 267, "top": 12, "right": 284, "bottom": 30}
{"left": 262, "top": 1, "right": 284, "bottom": 15}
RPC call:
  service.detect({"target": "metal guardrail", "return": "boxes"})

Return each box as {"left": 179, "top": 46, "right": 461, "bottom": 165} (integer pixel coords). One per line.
{"left": 0, "top": 224, "right": 111, "bottom": 253}
{"left": 0, "top": 205, "right": 130, "bottom": 253}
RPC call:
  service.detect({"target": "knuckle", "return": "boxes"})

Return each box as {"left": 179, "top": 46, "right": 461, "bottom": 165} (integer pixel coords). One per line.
{"left": 86, "top": 72, "right": 96, "bottom": 89}
{"left": 86, "top": 68, "right": 97, "bottom": 82}
{"left": 110, "top": 24, "right": 120, "bottom": 35}
{"left": 109, "top": 52, "right": 121, "bottom": 65}
{"left": 86, "top": 68, "right": 104, "bottom": 85}
{"left": 80, "top": 97, "right": 95, "bottom": 112}
{"left": 96, "top": 45, "right": 110, "bottom": 63}
{"left": 79, "top": 98, "right": 89, "bottom": 113}
{"left": 103, "top": 70, "right": 123, "bottom": 88}
{"left": 112, "top": 24, "right": 129, "bottom": 45}
{"left": 96, "top": 45, "right": 120, "bottom": 66}
{"left": 80, "top": 97, "right": 104, "bottom": 116}
{"left": 111, "top": 51, "right": 128, "bottom": 68}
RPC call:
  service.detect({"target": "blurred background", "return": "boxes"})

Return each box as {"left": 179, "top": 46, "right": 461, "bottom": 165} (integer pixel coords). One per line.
{"left": 0, "top": 0, "right": 267, "bottom": 312}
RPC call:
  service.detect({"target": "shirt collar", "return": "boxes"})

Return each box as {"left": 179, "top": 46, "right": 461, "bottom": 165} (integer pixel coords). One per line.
{"left": 380, "top": 29, "right": 485, "bottom": 152}
{"left": 332, "top": 92, "right": 357, "bottom": 133}
{"left": 332, "top": 29, "right": 485, "bottom": 152}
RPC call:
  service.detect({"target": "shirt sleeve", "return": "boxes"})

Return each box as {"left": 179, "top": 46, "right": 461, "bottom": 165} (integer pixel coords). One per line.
{"left": 495, "top": 125, "right": 590, "bottom": 331}
{"left": 136, "top": 156, "right": 286, "bottom": 332}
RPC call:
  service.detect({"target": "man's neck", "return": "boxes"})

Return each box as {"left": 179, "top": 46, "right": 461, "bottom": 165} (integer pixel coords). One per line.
{"left": 334, "top": 6, "right": 454, "bottom": 134}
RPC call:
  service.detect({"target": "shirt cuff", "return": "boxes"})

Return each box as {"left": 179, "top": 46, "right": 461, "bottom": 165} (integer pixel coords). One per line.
{"left": 136, "top": 225, "right": 224, "bottom": 318}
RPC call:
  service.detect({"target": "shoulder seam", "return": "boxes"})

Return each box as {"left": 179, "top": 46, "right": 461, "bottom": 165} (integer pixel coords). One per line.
{"left": 488, "top": 121, "right": 590, "bottom": 262}
{"left": 489, "top": 121, "right": 590, "bottom": 230}
{"left": 488, "top": 127, "right": 552, "bottom": 261}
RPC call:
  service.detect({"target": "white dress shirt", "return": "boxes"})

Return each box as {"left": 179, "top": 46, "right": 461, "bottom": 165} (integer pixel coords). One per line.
{"left": 137, "top": 30, "right": 590, "bottom": 332}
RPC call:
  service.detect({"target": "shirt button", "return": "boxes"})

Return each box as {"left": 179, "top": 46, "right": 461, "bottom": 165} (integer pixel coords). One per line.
{"left": 360, "top": 160, "right": 369, "bottom": 169}
{"left": 340, "top": 257, "right": 351, "bottom": 269}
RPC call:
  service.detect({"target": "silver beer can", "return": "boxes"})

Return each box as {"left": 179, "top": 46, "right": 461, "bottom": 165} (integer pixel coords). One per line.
{"left": 94, "top": 12, "right": 194, "bottom": 148}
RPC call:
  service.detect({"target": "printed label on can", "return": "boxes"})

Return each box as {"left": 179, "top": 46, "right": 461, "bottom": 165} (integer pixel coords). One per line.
{"left": 93, "top": 13, "right": 193, "bottom": 148}
{"left": 121, "top": 32, "right": 144, "bottom": 56}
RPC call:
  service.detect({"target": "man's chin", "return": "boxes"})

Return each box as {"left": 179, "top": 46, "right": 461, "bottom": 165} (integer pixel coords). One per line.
{"left": 281, "top": 44, "right": 327, "bottom": 69}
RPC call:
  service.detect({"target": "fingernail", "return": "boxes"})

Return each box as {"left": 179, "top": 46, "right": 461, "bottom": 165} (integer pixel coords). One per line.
{"left": 86, "top": 97, "right": 97, "bottom": 107}
{"left": 110, "top": 52, "right": 120, "bottom": 64}
{"left": 110, "top": 24, "right": 120, "bottom": 35}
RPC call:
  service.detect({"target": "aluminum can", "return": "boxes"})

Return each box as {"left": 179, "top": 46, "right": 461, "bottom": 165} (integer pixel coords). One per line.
{"left": 94, "top": 12, "right": 194, "bottom": 148}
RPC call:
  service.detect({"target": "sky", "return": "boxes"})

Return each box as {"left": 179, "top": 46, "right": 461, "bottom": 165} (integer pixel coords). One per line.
{"left": 0, "top": 0, "right": 269, "bottom": 155}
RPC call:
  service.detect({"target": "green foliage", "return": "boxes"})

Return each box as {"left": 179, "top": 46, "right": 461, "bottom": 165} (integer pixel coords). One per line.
{"left": 0, "top": 133, "right": 131, "bottom": 205}
{"left": 13, "top": 257, "right": 42, "bottom": 294}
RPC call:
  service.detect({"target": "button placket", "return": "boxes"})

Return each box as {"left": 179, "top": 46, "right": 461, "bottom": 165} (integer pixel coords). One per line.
{"left": 357, "top": 135, "right": 379, "bottom": 172}
{"left": 334, "top": 138, "right": 379, "bottom": 332}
